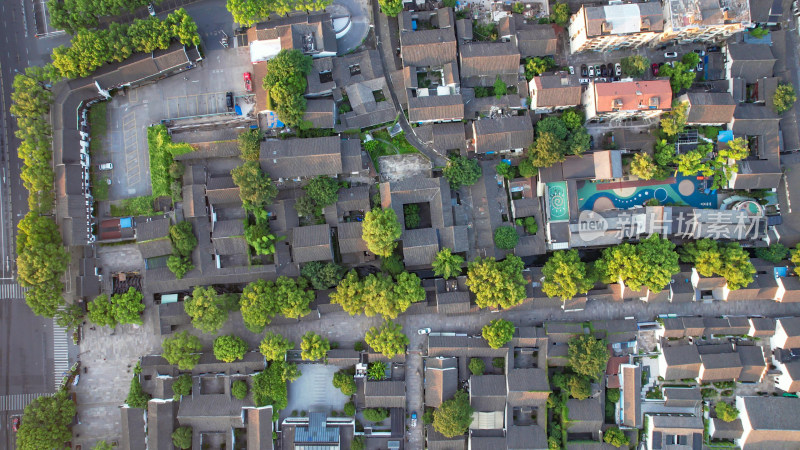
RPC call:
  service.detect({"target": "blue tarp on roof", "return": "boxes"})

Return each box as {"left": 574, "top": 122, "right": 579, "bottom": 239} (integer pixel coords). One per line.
{"left": 718, "top": 130, "right": 734, "bottom": 143}
{"left": 120, "top": 217, "right": 133, "bottom": 228}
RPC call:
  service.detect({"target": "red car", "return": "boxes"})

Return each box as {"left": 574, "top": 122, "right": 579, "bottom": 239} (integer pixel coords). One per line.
{"left": 651, "top": 63, "right": 659, "bottom": 76}
{"left": 243, "top": 72, "right": 253, "bottom": 92}
{"left": 12, "top": 417, "right": 20, "bottom": 432}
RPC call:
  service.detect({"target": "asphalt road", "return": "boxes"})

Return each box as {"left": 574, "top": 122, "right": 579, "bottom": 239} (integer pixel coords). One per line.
{"left": 0, "top": 1, "right": 69, "bottom": 447}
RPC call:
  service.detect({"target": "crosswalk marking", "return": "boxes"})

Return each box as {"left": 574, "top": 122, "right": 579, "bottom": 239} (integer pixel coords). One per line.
{"left": 0, "top": 393, "right": 50, "bottom": 412}
{"left": 53, "top": 317, "right": 70, "bottom": 389}
{"left": 0, "top": 282, "right": 27, "bottom": 300}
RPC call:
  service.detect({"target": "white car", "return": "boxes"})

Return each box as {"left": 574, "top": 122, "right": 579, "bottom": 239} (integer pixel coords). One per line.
{"left": 417, "top": 328, "right": 431, "bottom": 335}
{"left": 588, "top": 66, "right": 595, "bottom": 77}
{"left": 99, "top": 163, "right": 113, "bottom": 170}
{"left": 664, "top": 51, "right": 678, "bottom": 58}
{"left": 569, "top": 66, "right": 575, "bottom": 75}
{"left": 579, "top": 78, "right": 590, "bottom": 85}
{"left": 615, "top": 63, "right": 622, "bottom": 76}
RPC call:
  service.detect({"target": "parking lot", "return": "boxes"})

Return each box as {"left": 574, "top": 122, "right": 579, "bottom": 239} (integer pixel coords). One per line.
{"left": 98, "top": 43, "right": 253, "bottom": 200}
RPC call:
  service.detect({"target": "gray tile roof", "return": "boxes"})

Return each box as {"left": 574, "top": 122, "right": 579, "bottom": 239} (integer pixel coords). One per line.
{"left": 147, "top": 400, "right": 177, "bottom": 450}
{"left": 291, "top": 224, "right": 333, "bottom": 263}
{"left": 400, "top": 28, "right": 457, "bottom": 67}
{"left": 680, "top": 92, "right": 736, "bottom": 124}
{"left": 507, "top": 424, "right": 548, "bottom": 449}
{"left": 260, "top": 136, "right": 342, "bottom": 180}
{"left": 137, "top": 218, "right": 170, "bottom": 242}
{"left": 727, "top": 43, "right": 776, "bottom": 82}
{"left": 303, "top": 99, "right": 335, "bottom": 129}
{"left": 566, "top": 398, "right": 603, "bottom": 434}
{"left": 507, "top": 368, "right": 549, "bottom": 406}
{"left": 425, "top": 357, "right": 458, "bottom": 407}
{"left": 470, "top": 375, "right": 507, "bottom": 411}
{"left": 336, "top": 186, "right": 370, "bottom": 214}
{"left": 711, "top": 418, "right": 743, "bottom": 440}
{"left": 473, "top": 115, "right": 533, "bottom": 153}
{"left": 340, "top": 139, "right": 365, "bottom": 175}
{"left": 741, "top": 396, "right": 800, "bottom": 433}
{"left": 247, "top": 407, "right": 274, "bottom": 450}
{"left": 175, "top": 140, "right": 239, "bottom": 161}
{"left": 622, "top": 364, "right": 641, "bottom": 428}
{"left": 183, "top": 184, "right": 206, "bottom": 218}
{"left": 431, "top": 122, "right": 467, "bottom": 151}
{"left": 337, "top": 221, "right": 367, "bottom": 254}
{"left": 364, "top": 380, "right": 406, "bottom": 408}
{"left": 138, "top": 238, "right": 174, "bottom": 259}
{"left": 402, "top": 228, "right": 439, "bottom": 267}
{"left": 459, "top": 42, "right": 520, "bottom": 87}
{"left": 515, "top": 23, "right": 558, "bottom": 58}
{"left": 530, "top": 74, "right": 582, "bottom": 109}
{"left": 408, "top": 95, "right": 465, "bottom": 123}
{"left": 121, "top": 407, "right": 146, "bottom": 450}
{"left": 428, "top": 335, "right": 509, "bottom": 357}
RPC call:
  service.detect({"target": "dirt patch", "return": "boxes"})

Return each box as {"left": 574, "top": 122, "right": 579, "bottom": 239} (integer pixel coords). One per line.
{"left": 378, "top": 153, "right": 432, "bottom": 182}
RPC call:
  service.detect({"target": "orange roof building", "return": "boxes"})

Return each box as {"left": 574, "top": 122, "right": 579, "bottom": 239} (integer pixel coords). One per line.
{"left": 583, "top": 79, "right": 672, "bottom": 123}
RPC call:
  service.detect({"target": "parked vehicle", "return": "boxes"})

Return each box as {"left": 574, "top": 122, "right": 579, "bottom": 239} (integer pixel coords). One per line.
{"left": 651, "top": 63, "right": 659, "bottom": 76}
{"left": 696, "top": 62, "right": 704, "bottom": 72}
{"left": 243, "top": 72, "right": 253, "bottom": 92}
{"left": 99, "top": 163, "right": 113, "bottom": 170}
{"left": 594, "top": 65, "right": 601, "bottom": 76}
{"left": 569, "top": 66, "right": 574, "bottom": 75}
{"left": 615, "top": 63, "right": 622, "bottom": 76}
{"left": 147, "top": 3, "right": 155, "bottom": 15}
{"left": 664, "top": 51, "right": 678, "bottom": 58}
{"left": 600, "top": 65, "right": 608, "bottom": 77}
{"left": 588, "top": 66, "right": 594, "bottom": 77}
{"left": 226, "top": 92, "right": 234, "bottom": 110}
{"left": 581, "top": 64, "right": 588, "bottom": 76}
{"left": 579, "top": 78, "right": 590, "bottom": 85}
{"left": 411, "top": 412, "right": 417, "bottom": 427}
{"left": 417, "top": 328, "right": 431, "bottom": 335}
{"left": 693, "top": 49, "right": 706, "bottom": 56}
{"left": 707, "top": 45, "right": 721, "bottom": 52}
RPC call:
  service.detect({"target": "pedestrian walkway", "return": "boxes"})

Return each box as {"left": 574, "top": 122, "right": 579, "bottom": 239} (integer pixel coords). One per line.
{"left": 0, "top": 282, "right": 28, "bottom": 300}
{"left": 52, "top": 317, "right": 70, "bottom": 389}
{"left": 0, "top": 393, "right": 49, "bottom": 412}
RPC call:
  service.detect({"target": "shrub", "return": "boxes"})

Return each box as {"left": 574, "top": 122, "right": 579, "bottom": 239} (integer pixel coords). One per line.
{"left": 232, "top": 380, "right": 248, "bottom": 400}
{"left": 363, "top": 408, "right": 389, "bottom": 422}
{"left": 494, "top": 226, "right": 519, "bottom": 249}
{"left": 492, "top": 357, "right": 505, "bottom": 369}
{"left": 469, "top": 358, "right": 485, "bottom": 376}
{"left": 344, "top": 401, "right": 356, "bottom": 416}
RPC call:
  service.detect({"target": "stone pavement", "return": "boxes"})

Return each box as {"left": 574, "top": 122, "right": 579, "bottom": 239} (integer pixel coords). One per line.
{"left": 70, "top": 306, "right": 162, "bottom": 448}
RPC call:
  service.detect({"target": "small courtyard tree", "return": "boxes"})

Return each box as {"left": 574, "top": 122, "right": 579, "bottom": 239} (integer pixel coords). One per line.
{"left": 362, "top": 207, "right": 402, "bottom": 257}
{"left": 300, "top": 331, "right": 330, "bottom": 361}
{"left": 568, "top": 334, "right": 609, "bottom": 380}
{"left": 433, "top": 391, "right": 474, "bottom": 438}
{"left": 162, "top": 331, "right": 202, "bottom": 370}
{"left": 432, "top": 247, "right": 464, "bottom": 279}
{"left": 213, "top": 335, "right": 248, "bottom": 363}
{"left": 481, "top": 319, "right": 515, "bottom": 349}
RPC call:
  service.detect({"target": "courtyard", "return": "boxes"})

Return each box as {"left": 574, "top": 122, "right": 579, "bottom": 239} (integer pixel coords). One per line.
{"left": 577, "top": 176, "right": 719, "bottom": 212}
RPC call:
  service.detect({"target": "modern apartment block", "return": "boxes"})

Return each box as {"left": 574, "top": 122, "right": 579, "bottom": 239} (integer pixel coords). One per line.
{"left": 567, "top": 2, "right": 663, "bottom": 53}
{"left": 659, "top": 0, "right": 751, "bottom": 44}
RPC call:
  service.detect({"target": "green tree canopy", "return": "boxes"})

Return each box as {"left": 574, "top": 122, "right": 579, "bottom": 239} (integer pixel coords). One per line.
{"left": 300, "top": 261, "right": 345, "bottom": 289}
{"left": 604, "top": 426, "right": 630, "bottom": 447}
{"left": 494, "top": 76, "right": 507, "bottom": 98}
{"left": 715, "top": 402, "right": 740, "bottom": 422}
{"left": 630, "top": 152, "right": 658, "bottom": 180}
{"left": 16, "top": 214, "right": 69, "bottom": 317}
{"left": 213, "top": 335, "right": 248, "bottom": 363}
{"left": 774, "top": 83, "right": 797, "bottom": 114}
{"left": 126, "top": 373, "right": 151, "bottom": 408}
{"left": 365, "top": 320, "right": 409, "bottom": 358}
{"left": 653, "top": 139, "right": 676, "bottom": 166}
{"left": 529, "top": 131, "right": 568, "bottom": 168}
{"left": 253, "top": 361, "right": 292, "bottom": 414}
{"left": 259, "top": 331, "right": 294, "bottom": 361}
{"left": 162, "top": 331, "right": 202, "bottom": 370}
{"left": 330, "top": 271, "right": 425, "bottom": 319}
{"left": 442, "top": 155, "right": 482, "bottom": 189}
{"left": 333, "top": 370, "right": 357, "bottom": 396}
{"left": 568, "top": 334, "right": 609, "bottom": 380}
{"left": 568, "top": 375, "right": 591, "bottom": 399}
{"left": 304, "top": 175, "right": 340, "bottom": 208}
{"left": 169, "top": 221, "right": 197, "bottom": 257}
{"left": 231, "top": 161, "right": 278, "bottom": 210}
{"left": 263, "top": 49, "right": 313, "bottom": 127}
{"left": 482, "top": 319, "right": 515, "bottom": 349}
{"left": 300, "top": 331, "right": 330, "bottom": 360}
{"left": 172, "top": 426, "right": 193, "bottom": 449}
{"left": 184, "top": 286, "right": 231, "bottom": 334}
{"left": 680, "top": 239, "right": 755, "bottom": 290}
{"left": 172, "top": 373, "right": 192, "bottom": 400}
{"left": 661, "top": 101, "right": 689, "bottom": 137}
{"left": 433, "top": 391, "right": 474, "bottom": 438}
{"left": 363, "top": 207, "right": 402, "bottom": 257}
{"left": 88, "top": 294, "right": 117, "bottom": 327}
{"left": 791, "top": 244, "right": 800, "bottom": 275}
{"left": 238, "top": 128, "right": 263, "bottom": 161}
{"left": 494, "top": 226, "right": 519, "bottom": 249}
{"left": 524, "top": 56, "right": 556, "bottom": 80}
{"left": 659, "top": 62, "right": 696, "bottom": 92}
{"left": 469, "top": 357, "right": 486, "bottom": 375}
{"left": 432, "top": 247, "right": 464, "bottom": 279}
{"left": 681, "top": 52, "right": 700, "bottom": 67}
{"left": 16, "top": 391, "right": 75, "bottom": 450}
{"left": 232, "top": 380, "right": 249, "bottom": 400}
{"left": 550, "top": 2, "right": 570, "bottom": 26}
{"left": 542, "top": 249, "right": 595, "bottom": 300}
{"left": 467, "top": 256, "right": 526, "bottom": 309}
{"left": 620, "top": 55, "right": 649, "bottom": 77}
{"left": 363, "top": 408, "right": 390, "bottom": 422}
{"left": 368, "top": 361, "right": 388, "bottom": 380}
{"left": 755, "top": 243, "right": 789, "bottom": 263}
{"left": 167, "top": 255, "right": 194, "bottom": 279}
{"left": 240, "top": 277, "right": 314, "bottom": 332}
{"left": 595, "top": 235, "right": 679, "bottom": 292}
{"left": 379, "top": 0, "right": 403, "bottom": 16}
{"left": 112, "top": 287, "right": 146, "bottom": 325}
